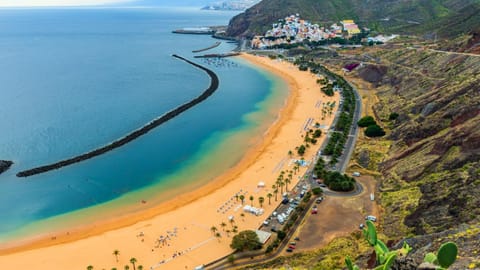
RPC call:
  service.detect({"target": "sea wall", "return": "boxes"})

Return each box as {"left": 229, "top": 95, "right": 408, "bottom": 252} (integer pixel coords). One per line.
{"left": 16, "top": 55, "right": 219, "bottom": 177}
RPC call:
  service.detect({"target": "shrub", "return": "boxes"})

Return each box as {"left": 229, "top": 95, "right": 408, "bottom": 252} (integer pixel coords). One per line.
{"left": 277, "top": 230, "right": 286, "bottom": 240}
{"left": 365, "top": 124, "right": 386, "bottom": 137}
{"left": 297, "top": 145, "right": 306, "bottom": 155}
{"left": 389, "top": 112, "right": 399, "bottom": 121}
{"left": 357, "top": 116, "right": 377, "bottom": 127}
{"left": 230, "top": 230, "right": 262, "bottom": 251}
{"left": 312, "top": 187, "right": 322, "bottom": 195}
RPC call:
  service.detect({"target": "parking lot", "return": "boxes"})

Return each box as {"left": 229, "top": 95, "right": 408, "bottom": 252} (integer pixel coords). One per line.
{"left": 259, "top": 180, "right": 312, "bottom": 233}
{"left": 291, "top": 175, "right": 379, "bottom": 251}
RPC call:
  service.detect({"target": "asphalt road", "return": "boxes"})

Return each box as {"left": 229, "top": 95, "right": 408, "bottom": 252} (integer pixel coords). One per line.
{"left": 207, "top": 60, "right": 364, "bottom": 270}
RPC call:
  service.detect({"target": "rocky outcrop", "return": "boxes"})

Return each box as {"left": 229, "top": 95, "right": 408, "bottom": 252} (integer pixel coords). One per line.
{"left": 0, "top": 160, "right": 13, "bottom": 175}
{"left": 366, "top": 49, "right": 480, "bottom": 239}
{"left": 16, "top": 55, "right": 219, "bottom": 177}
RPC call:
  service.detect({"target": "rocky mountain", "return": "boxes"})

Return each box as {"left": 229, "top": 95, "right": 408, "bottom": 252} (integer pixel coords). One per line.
{"left": 365, "top": 48, "right": 480, "bottom": 239}
{"left": 226, "top": 0, "right": 480, "bottom": 38}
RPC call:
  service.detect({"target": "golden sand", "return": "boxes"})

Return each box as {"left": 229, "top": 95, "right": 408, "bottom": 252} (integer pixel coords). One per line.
{"left": 0, "top": 53, "right": 340, "bottom": 269}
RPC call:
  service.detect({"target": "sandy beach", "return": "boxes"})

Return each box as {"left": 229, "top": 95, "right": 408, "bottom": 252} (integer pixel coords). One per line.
{"left": 0, "top": 53, "right": 340, "bottom": 269}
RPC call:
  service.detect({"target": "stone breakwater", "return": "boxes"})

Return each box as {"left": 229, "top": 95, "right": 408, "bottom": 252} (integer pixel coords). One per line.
{"left": 0, "top": 160, "right": 13, "bottom": 175}
{"left": 16, "top": 55, "right": 219, "bottom": 178}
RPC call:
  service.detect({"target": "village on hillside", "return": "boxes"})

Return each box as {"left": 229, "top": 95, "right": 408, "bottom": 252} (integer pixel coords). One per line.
{"left": 251, "top": 14, "right": 397, "bottom": 49}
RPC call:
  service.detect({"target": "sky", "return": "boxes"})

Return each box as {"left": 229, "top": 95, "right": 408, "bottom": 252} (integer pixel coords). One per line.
{"left": 0, "top": 0, "right": 210, "bottom": 7}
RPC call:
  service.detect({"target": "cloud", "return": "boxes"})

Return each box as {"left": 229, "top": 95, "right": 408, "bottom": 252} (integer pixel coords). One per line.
{"left": 0, "top": 0, "right": 136, "bottom": 7}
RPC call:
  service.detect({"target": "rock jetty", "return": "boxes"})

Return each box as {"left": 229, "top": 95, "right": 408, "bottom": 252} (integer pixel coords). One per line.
{"left": 0, "top": 160, "right": 13, "bottom": 175}
{"left": 16, "top": 55, "right": 219, "bottom": 178}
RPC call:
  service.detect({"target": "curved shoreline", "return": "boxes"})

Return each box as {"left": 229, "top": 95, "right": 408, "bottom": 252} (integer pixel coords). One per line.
{"left": 0, "top": 54, "right": 340, "bottom": 270}
{"left": 16, "top": 55, "right": 219, "bottom": 178}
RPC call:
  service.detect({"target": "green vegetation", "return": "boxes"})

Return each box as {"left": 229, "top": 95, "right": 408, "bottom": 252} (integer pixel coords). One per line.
{"left": 388, "top": 112, "right": 399, "bottom": 121}
{"left": 230, "top": 230, "right": 262, "bottom": 251}
{"left": 321, "top": 83, "right": 335, "bottom": 96}
{"left": 297, "top": 144, "right": 306, "bottom": 155}
{"left": 424, "top": 242, "right": 458, "bottom": 269}
{"left": 365, "top": 124, "right": 386, "bottom": 137}
{"left": 324, "top": 171, "right": 355, "bottom": 191}
{"left": 312, "top": 187, "right": 322, "bottom": 195}
{"left": 357, "top": 115, "right": 385, "bottom": 137}
{"left": 357, "top": 116, "right": 377, "bottom": 127}
{"left": 312, "top": 157, "right": 354, "bottom": 191}
{"left": 347, "top": 220, "right": 458, "bottom": 270}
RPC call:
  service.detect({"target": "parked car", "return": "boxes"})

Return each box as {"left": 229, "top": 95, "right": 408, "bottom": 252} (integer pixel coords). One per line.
{"left": 271, "top": 226, "right": 277, "bottom": 232}
{"left": 359, "top": 223, "right": 365, "bottom": 229}
{"left": 289, "top": 242, "right": 296, "bottom": 246}
{"left": 319, "top": 184, "right": 327, "bottom": 188}
{"left": 288, "top": 245, "right": 296, "bottom": 249}
{"left": 365, "top": 215, "right": 377, "bottom": 222}
{"left": 282, "top": 198, "right": 289, "bottom": 204}
{"left": 315, "top": 197, "right": 323, "bottom": 203}
{"left": 263, "top": 220, "right": 269, "bottom": 225}
{"left": 286, "top": 248, "right": 293, "bottom": 252}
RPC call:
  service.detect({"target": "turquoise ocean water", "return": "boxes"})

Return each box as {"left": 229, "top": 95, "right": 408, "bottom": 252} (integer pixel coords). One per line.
{"left": 0, "top": 7, "right": 288, "bottom": 242}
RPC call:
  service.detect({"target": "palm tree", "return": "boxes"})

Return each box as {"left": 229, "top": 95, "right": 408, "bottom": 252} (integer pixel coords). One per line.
{"left": 232, "top": 225, "right": 238, "bottom": 234}
{"left": 240, "top": 213, "right": 245, "bottom": 221}
{"left": 267, "top": 193, "right": 273, "bottom": 205}
{"left": 288, "top": 150, "right": 293, "bottom": 157}
{"left": 87, "top": 266, "right": 94, "bottom": 270}
{"left": 278, "top": 181, "right": 285, "bottom": 194}
{"left": 258, "top": 196, "right": 265, "bottom": 208}
{"left": 235, "top": 194, "right": 239, "bottom": 202}
{"left": 225, "top": 229, "right": 231, "bottom": 237}
{"left": 220, "top": 222, "right": 227, "bottom": 231}
{"left": 137, "top": 266, "right": 143, "bottom": 270}
{"left": 239, "top": 194, "right": 245, "bottom": 205}
{"left": 273, "top": 188, "right": 278, "bottom": 201}
{"left": 130, "top": 257, "right": 137, "bottom": 270}
{"left": 229, "top": 218, "right": 235, "bottom": 227}
{"left": 293, "top": 163, "right": 300, "bottom": 174}
{"left": 285, "top": 173, "right": 292, "bottom": 192}
{"left": 249, "top": 195, "right": 254, "bottom": 206}
{"left": 113, "top": 249, "right": 120, "bottom": 262}
{"left": 124, "top": 266, "right": 129, "bottom": 270}
{"left": 210, "top": 226, "right": 218, "bottom": 236}
{"left": 111, "top": 268, "right": 118, "bottom": 270}
{"left": 215, "top": 232, "right": 222, "bottom": 242}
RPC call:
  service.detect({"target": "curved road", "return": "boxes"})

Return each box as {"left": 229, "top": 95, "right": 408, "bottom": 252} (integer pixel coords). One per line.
{"left": 206, "top": 62, "right": 365, "bottom": 269}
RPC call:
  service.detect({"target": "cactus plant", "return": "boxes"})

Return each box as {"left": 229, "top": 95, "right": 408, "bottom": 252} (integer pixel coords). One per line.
{"left": 345, "top": 256, "right": 360, "bottom": 270}
{"left": 363, "top": 220, "right": 377, "bottom": 246}
{"left": 437, "top": 242, "right": 458, "bottom": 268}
{"left": 424, "top": 241, "right": 458, "bottom": 269}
